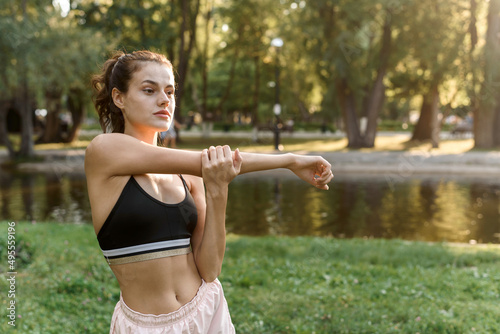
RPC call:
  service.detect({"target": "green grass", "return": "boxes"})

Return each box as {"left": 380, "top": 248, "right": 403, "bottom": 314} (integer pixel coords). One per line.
{"left": 1, "top": 222, "right": 500, "bottom": 333}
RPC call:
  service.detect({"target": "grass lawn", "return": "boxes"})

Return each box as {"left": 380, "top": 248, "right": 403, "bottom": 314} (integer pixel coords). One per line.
{"left": 1, "top": 222, "right": 500, "bottom": 333}
{"left": 175, "top": 135, "right": 476, "bottom": 154}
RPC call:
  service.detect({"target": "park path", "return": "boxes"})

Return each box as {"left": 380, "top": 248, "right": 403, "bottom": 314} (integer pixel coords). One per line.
{"left": 1, "top": 131, "right": 499, "bottom": 176}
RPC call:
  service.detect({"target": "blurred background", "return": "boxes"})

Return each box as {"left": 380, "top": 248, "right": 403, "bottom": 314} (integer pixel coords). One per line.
{"left": 1, "top": 0, "right": 500, "bottom": 155}
{"left": 1, "top": 0, "right": 500, "bottom": 244}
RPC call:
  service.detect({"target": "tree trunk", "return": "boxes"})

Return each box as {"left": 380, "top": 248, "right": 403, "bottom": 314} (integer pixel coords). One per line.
{"left": 165, "top": 6, "right": 177, "bottom": 65}
{"left": 468, "top": 0, "right": 480, "bottom": 141}
{"left": 16, "top": 2, "right": 34, "bottom": 158}
{"left": 297, "top": 100, "right": 310, "bottom": 122}
{"left": 175, "top": 0, "right": 200, "bottom": 124}
{"left": 337, "top": 79, "right": 364, "bottom": 147}
{"left": 251, "top": 55, "right": 260, "bottom": 127}
{"left": 65, "top": 89, "right": 86, "bottom": 143}
{"left": 411, "top": 83, "right": 440, "bottom": 146}
{"left": 363, "top": 14, "right": 392, "bottom": 147}
{"left": 17, "top": 82, "right": 34, "bottom": 158}
{"left": 494, "top": 104, "right": 500, "bottom": 145}
{"left": 0, "top": 100, "right": 15, "bottom": 158}
{"left": 214, "top": 34, "right": 241, "bottom": 116}
{"left": 362, "top": 51, "right": 387, "bottom": 145}
{"left": 475, "top": 0, "right": 500, "bottom": 148}
{"left": 469, "top": 0, "right": 478, "bottom": 51}
{"left": 201, "top": 0, "right": 212, "bottom": 123}
{"left": 337, "top": 13, "right": 392, "bottom": 148}
{"left": 38, "top": 90, "right": 63, "bottom": 144}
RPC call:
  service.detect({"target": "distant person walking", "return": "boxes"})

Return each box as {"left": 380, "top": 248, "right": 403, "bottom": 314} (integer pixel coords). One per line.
{"left": 86, "top": 50, "right": 334, "bottom": 333}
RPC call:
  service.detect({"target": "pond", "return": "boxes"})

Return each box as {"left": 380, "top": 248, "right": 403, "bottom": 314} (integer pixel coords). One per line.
{"left": 1, "top": 170, "right": 500, "bottom": 244}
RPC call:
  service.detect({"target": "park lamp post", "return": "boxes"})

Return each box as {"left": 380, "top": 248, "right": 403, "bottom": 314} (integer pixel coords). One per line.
{"left": 271, "top": 37, "right": 283, "bottom": 151}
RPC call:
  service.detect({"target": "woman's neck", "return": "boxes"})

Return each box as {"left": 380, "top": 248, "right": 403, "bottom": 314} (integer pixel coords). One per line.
{"left": 124, "top": 127, "right": 158, "bottom": 146}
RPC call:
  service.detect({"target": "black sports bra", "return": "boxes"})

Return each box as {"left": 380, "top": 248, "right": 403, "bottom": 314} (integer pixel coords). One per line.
{"left": 97, "top": 175, "right": 198, "bottom": 265}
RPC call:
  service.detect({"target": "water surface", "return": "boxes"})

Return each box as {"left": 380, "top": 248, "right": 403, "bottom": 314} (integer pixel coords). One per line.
{"left": 1, "top": 171, "right": 499, "bottom": 244}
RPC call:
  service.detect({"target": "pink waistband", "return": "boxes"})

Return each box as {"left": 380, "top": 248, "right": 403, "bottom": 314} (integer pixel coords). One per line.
{"left": 118, "top": 279, "right": 216, "bottom": 327}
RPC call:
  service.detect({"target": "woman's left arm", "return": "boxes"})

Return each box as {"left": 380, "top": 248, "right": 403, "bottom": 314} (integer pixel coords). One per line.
{"left": 239, "top": 152, "right": 333, "bottom": 190}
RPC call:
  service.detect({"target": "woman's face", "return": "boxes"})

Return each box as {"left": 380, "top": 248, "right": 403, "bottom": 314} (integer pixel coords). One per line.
{"left": 113, "top": 62, "right": 176, "bottom": 133}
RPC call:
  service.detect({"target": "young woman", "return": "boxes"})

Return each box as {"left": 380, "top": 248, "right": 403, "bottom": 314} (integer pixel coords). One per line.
{"left": 85, "top": 50, "right": 334, "bottom": 333}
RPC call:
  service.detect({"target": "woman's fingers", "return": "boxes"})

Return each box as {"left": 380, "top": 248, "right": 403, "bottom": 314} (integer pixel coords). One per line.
{"left": 206, "top": 145, "right": 232, "bottom": 161}
{"left": 207, "top": 146, "right": 216, "bottom": 160}
{"left": 314, "top": 161, "right": 334, "bottom": 190}
{"left": 202, "top": 145, "right": 241, "bottom": 184}
{"left": 223, "top": 145, "right": 231, "bottom": 158}
{"left": 216, "top": 145, "right": 224, "bottom": 160}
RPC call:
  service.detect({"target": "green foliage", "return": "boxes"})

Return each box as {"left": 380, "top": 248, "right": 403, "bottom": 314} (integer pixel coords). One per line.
{"left": 387, "top": 0, "right": 470, "bottom": 103}
{"left": 1, "top": 0, "right": 497, "bottom": 147}
{"left": 75, "top": 0, "right": 179, "bottom": 54}
{"left": 0, "top": 3, "right": 107, "bottom": 101}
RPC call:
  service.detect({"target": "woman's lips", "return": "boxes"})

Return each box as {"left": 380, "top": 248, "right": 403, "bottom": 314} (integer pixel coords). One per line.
{"left": 154, "top": 110, "right": 171, "bottom": 118}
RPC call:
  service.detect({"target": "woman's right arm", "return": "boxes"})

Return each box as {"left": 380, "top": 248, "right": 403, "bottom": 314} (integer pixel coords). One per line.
{"left": 84, "top": 133, "right": 203, "bottom": 178}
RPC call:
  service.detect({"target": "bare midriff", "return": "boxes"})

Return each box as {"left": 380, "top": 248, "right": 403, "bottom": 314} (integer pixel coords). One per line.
{"left": 109, "top": 252, "right": 202, "bottom": 315}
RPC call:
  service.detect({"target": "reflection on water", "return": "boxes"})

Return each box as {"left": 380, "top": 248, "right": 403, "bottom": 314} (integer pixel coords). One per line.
{"left": 1, "top": 172, "right": 91, "bottom": 224}
{"left": 1, "top": 171, "right": 500, "bottom": 243}
{"left": 226, "top": 174, "right": 500, "bottom": 244}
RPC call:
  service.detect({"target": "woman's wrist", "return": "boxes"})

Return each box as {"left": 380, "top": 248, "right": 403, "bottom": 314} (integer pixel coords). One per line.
{"left": 205, "top": 183, "right": 229, "bottom": 200}
{"left": 285, "top": 153, "right": 298, "bottom": 170}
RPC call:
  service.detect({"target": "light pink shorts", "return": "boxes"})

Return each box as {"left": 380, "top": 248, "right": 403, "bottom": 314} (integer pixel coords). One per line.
{"left": 109, "top": 279, "right": 235, "bottom": 333}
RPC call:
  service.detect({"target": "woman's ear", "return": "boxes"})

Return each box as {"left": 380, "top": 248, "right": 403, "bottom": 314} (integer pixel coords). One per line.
{"left": 112, "top": 88, "right": 125, "bottom": 109}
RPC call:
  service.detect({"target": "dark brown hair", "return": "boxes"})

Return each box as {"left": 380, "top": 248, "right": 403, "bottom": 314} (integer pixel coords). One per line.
{"left": 92, "top": 50, "right": 173, "bottom": 133}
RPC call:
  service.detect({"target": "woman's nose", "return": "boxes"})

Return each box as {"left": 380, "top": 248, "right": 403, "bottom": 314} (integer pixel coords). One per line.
{"left": 159, "top": 91, "right": 169, "bottom": 105}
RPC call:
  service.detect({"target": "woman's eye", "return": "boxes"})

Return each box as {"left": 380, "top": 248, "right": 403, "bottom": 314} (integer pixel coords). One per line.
{"left": 144, "top": 88, "right": 154, "bottom": 94}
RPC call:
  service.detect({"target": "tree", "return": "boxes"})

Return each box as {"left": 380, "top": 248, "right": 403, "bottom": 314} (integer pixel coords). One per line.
{"left": 399, "top": 0, "right": 468, "bottom": 147}
{"left": 0, "top": 1, "right": 44, "bottom": 158}
{"left": 0, "top": 2, "right": 108, "bottom": 158}
{"left": 175, "top": 0, "right": 200, "bottom": 125}
{"left": 303, "top": 0, "right": 400, "bottom": 148}
{"left": 475, "top": 0, "right": 500, "bottom": 148}
{"left": 76, "top": 0, "right": 201, "bottom": 129}
{"left": 36, "top": 26, "right": 106, "bottom": 144}
{"left": 191, "top": 0, "right": 283, "bottom": 137}
{"left": 212, "top": 0, "right": 272, "bottom": 125}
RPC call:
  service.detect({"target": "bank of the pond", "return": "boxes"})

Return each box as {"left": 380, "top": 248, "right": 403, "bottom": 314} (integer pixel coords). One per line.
{"left": 1, "top": 222, "right": 500, "bottom": 333}
{"left": 2, "top": 132, "right": 500, "bottom": 176}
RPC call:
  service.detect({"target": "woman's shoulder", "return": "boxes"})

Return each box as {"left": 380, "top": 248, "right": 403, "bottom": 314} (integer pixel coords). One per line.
{"left": 88, "top": 132, "right": 129, "bottom": 146}
{"left": 85, "top": 133, "right": 126, "bottom": 171}
{"left": 86, "top": 133, "right": 132, "bottom": 157}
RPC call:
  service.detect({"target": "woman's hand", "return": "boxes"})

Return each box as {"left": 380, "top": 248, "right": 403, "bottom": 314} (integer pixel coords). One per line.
{"left": 201, "top": 145, "right": 243, "bottom": 191}
{"left": 289, "top": 155, "right": 334, "bottom": 190}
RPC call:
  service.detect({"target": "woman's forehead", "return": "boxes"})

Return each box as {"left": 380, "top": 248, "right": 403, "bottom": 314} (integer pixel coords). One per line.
{"left": 133, "top": 62, "right": 175, "bottom": 86}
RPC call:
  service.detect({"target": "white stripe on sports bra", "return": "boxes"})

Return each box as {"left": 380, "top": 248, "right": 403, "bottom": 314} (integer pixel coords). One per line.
{"left": 101, "top": 238, "right": 191, "bottom": 258}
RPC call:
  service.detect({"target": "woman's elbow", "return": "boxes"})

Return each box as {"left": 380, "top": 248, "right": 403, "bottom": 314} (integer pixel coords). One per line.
{"left": 193, "top": 250, "right": 223, "bottom": 282}
{"left": 203, "top": 275, "right": 219, "bottom": 283}
{"left": 200, "top": 269, "right": 220, "bottom": 283}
